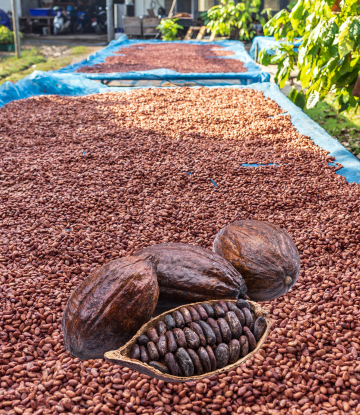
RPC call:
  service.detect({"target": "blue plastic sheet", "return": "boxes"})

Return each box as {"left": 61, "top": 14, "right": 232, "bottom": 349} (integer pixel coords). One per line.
{"left": 250, "top": 36, "right": 302, "bottom": 62}
{"left": 56, "top": 35, "right": 270, "bottom": 85}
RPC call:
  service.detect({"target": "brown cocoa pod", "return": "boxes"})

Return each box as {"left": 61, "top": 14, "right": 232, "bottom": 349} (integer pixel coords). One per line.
{"left": 197, "top": 347, "right": 211, "bottom": 373}
{"left": 202, "top": 303, "right": 215, "bottom": 318}
{"left": 149, "top": 361, "right": 170, "bottom": 374}
{"left": 189, "top": 322, "right": 207, "bottom": 347}
{"left": 227, "top": 302, "right": 245, "bottom": 326}
{"left": 134, "top": 244, "right": 246, "bottom": 306}
{"left": 253, "top": 316, "right": 267, "bottom": 341}
{"left": 206, "top": 345, "right": 217, "bottom": 371}
{"left": 194, "top": 304, "right": 208, "bottom": 320}
{"left": 187, "top": 349, "right": 204, "bottom": 375}
{"left": 239, "top": 335, "right": 249, "bottom": 357}
{"left": 236, "top": 299, "right": 251, "bottom": 310}
{"left": 140, "top": 345, "right": 149, "bottom": 364}
{"left": 217, "top": 318, "right": 232, "bottom": 343}
{"left": 207, "top": 318, "right": 222, "bottom": 344}
{"left": 229, "top": 339, "right": 240, "bottom": 364}
{"left": 214, "top": 303, "right": 226, "bottom": 318}
{"left": 164, "top": 314, "right": 176, "bottom": 330}
{"left": 184, "top": 327, "right": 200, "bottom": 349}
{"left": 166, "top": 330, "right": 178, "bottom": 353}
{"left": 157, "top": 335, "right": 168, "bottom": 357}
{"left": 130, "top": 344, "right": 140, "bottom": 360}
{"left": 243, "top": 327, "right": 256, "bottom": 351}
{"left": 147, "top": 327, "right": 159, "bottom": 343}
{"left": 225, "top": 311, "right": 242, "bottom": 339}
{"left": 173, "top": 310, "right": 185, "bottom": 329}
{"left": 156, "top": 321, "right": 167, "bottom": 335}
{"left": 199, "top": 320, "right": 216, "bottom": 346}
{"left": 243, "top": 308, "right": 254, "bottom": 331}
{"left": 175, "top": 348, "right": 194, "bottom": 376}
{"left": 173, "top": 328, "right": 187, "bottom": 348}
{"left": 147, "top": 342, "right": 159, "bottom": 361}
{"left": 165, "top": 352, "right": 180, "bottom": 376}
{"left": 62, "top": 253, "right": 159, "bottom": 360}
{"left": 137, "top": 335, "right": 150, "bottom": 346}
{"left": 214, "top": 343, "right": 230, "bottom": 368}
{"left": 218, "top": 300, "right": 229, "bottom": 312}
{"left": 188, "top": 306, "right": 201, "bottom": 322}
{"left": 179, "top": 307, "right": 192, "bottom": 325}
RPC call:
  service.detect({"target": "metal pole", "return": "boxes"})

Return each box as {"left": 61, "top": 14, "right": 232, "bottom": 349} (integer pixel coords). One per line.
{"left": 11, "top": 0, "right": 21, "bottom": 58}
{"left": 107, "top": 0, "right": 114, "bottom": 43}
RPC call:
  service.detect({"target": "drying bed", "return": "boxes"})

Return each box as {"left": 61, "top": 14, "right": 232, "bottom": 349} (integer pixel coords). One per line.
{"left": 1, "top": 87, "right": 360, "bottom": 415}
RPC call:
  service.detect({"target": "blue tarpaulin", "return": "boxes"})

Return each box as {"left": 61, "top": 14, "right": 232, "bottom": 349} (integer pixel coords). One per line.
{"left": 250, "top": 36, "right": 302, "bottom": 62}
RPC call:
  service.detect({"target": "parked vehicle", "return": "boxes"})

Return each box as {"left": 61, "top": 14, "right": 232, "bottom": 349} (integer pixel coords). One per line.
{"left": 91, "top": 6, "right": 107, "bottom": 35}
{"left": 0, "top": 8, "right": 11, "bottom": 29}
{"left": 53, "top": 6, "right": 71, "bottom": 35}
{"left": 73, "top": 9, "right": 92, "bottom": 34}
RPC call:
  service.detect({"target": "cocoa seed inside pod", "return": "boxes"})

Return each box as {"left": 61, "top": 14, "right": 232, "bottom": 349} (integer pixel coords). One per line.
{"left": 243, "top": 326, "right": 256, "bottom": 351}
{"left": 137, "top": 335, "right": 150, "bottom": 346}
{"left": 188, "top": 306, "right": 201, "bottom": 322}
{"left": 198, "top": 320, "right": 216, "bottom": 346}
{"left": 194, "top": 304, "right": 208, "bottom": 320}
{"left": 165, "top": 352, "right": 181, "bottom": 376}
{"left": 183, "top": 327, "right": 200, "bottom": 348}
{"left": 165, "top": 330, "right": 178, "bottom": 353}
{"left": 130, "top": 344, "right": 140, "bottom": 360}
{"left": 187, "top": 349, "right": 204, "bottom": 375}
{"left": 147, "top": 327, "right": 159, "bottom": 343}
{"left": 189, "top": 322, "right": 207, "bottom": 347}
{"left": 175, "top": 348, "right": 194, "bottom": 376}
{"left": 173, "top": 310, "right": 185, "bottom": 329}
{"left": 156, "top": 321, "right": 167, "bottom": 335}
{"left": 227, "top": 302, "right": 245, "bottom": 326}
{"left": 140, "top": 345, "right": 149, "bottom": 363}
{"left": 236, "top": 299, "right": 251, "bottom": 310}
{"left": 207, "top": 318, "right": 223, "bottom": 344}
{"left": 179, "top": 307, "right": 192, "bottom": 325}
{"left": 229, "top": 339, "right": 240, "bottom": 364}
{"left": 201, "top": 303, "right": 215, "bottom": 318}
{"left": 206, "top": 345, "right": 217, "bottom": 371}
{"left": 214, "top": 343, "right": 230, "bottom": 368}
{"left": 239, "top": 335, "right": 249, "bottom": 357}
{"left": 243, "top": 308, "right": 254, "bottom": 331}
{"left": 164, "top": 314, "right": 176, "bottom": 330}
{"left": 149, "top": 361, "right": 170, "bottom": 374}
{"left": 218, "top": 300, "right": 229, "bottom": 312}
{"left": 217, "top": 318, "right": 232, "bottom": 343}
{"left": 157, "top": 335, "right": 168, "bottom": 357}
{"left": 173, "top": 328, "right": 187, "bottom": 348}
{"left": 214, "top": 303, "right": 226, "bottom": 319}
{"left": 225, "top": 311, "right": 242, "bottom": 339}
{"left": 197, "top": 347, "right": 211, "bottom": 373}
{"left": 253, "top": 316, "right": 267, "bottom": 341}
{"left": 147, "top": 342, "right": 159, "bottom": 361}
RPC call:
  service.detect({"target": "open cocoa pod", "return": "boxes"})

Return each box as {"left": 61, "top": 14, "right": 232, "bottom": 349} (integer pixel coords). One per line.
{"left": 105, "top": 299, "right": 271, "bottom": 382}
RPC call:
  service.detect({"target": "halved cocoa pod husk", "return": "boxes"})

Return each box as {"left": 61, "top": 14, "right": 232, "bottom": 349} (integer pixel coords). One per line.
{"left": 105, "top": 299, "right": 271, "bottom": 382}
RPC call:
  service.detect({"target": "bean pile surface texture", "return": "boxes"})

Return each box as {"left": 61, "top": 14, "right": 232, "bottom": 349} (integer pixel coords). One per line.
{"left": 1, "top": 87, "right": 360, "bottom": 415}
{"left": 76, "top": 44, "right": 247, "bottom": 74}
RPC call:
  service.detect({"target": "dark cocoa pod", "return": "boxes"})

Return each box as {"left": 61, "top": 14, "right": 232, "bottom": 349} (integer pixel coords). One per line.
{"left": 214, "top": 303, "right": 226, "bottom": 319}
{"left": 207, "top": 318, "right": 222, "bottom": 344}
{"left": 253, "top": 316, "right": 267, "bottom": 342}
{"left": 62, "top": 253, "right": 159, "bottom": 360}
{"left": 214, "top": 343, "right": 230, "bottom": 368}
{"left": 147, "top": 328, "right": 159, "bottom": 344}
{"left": 175, "top": 348, "right": 194, "bottom": 376}
{"left": 173, "top": 328, "right": 187, "bottom": 348}
{"left": 156, "top": 321, "right": 167, "bottom": 335}
{"left": 225, "top": 311, "right": 242, "bottom": 339}
{"left": 206, "top": 345, "right": 217, "bottom": 371}
{"left": 229, "top": 339, "right": 240, "bottom": 364}
{"left": 165, "top": 330, "right": 178, "bottom": 353}
{"left": 165, "top": 352, "right": 180, "bottom": 376}
{"left": 197, "top": 347, "right": 211, "bottom": 373}
{"left": 130, "top": 344, "right": 140, "bottom": 360}
{"left": 218, "top": 300, "right": 229, "bottom": 312}
{"left": 184, "top": 327, "right": 200, "bottom": 349}
{"left": 164, "top": 314, "right": 176, "bottom": 330}
{"left": 243, "top": 308, "right": 254, "bottom": 331}
{"left": 188, "top": 306, "right": 201, "bottom": 322}
{"left": 243, "top": 327, "right": 256, "bottom": 351}
{"left": 187, "top": 349, "right": 204, "bottom": 375}
{"left": 140, "top": 345, "right": 149, "bottom": 364}
{"left": 217, "top": 318, "right": 232, "bottom": 343}
{"left": 236, "top": 299, "right": 251, "bottom": 310}
{"left": 147, "top": 342, "right": 159, "bottom": 361}
{"left": 134, "top": 244, "right": 246, "bottom": 308}
{"left": 194, "top": 304, "right": 208, "bottom": 320}
{"left": 157, "top": 335, "right": 168, "bottom": 357}
{"left": 199, "top": 320, "right": 216, "bottom": 346}
{"left": 179, "top": 307, "right": 192, "bottom": 325}
{"left": 227, "top": 302, "right": 245, "bottom": 326}
{"left": 189, "top": 322, "right": 207, "bottom": 347}
{"left": 149, "top": 361, "right": 170, "bottom": 374}
{"left": 137, "top": 335, "right": 150, "bottom": 346}
{"left": 173, "top": 311, "right": 185, "bottom": 329}
{"left": 201, "top": 303, "right": 215, "bottom": 318}
{"left": 239, "top": 335, "right": 249, "bottom": 357}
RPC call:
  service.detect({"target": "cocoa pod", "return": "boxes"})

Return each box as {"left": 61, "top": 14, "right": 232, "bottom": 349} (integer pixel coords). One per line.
{"left": 149, "top": 361, "right": 170, "bottom": 374}
{"left": 173, "top": 311, "right": 185, "bottom": 329}
{"left": 201, "top": 303, "right": 215, "bottom": 318}
{"left": 243, "top": 308, "right": 254, "bottom": 331}
{"left": 166, "top": 331, "right": 178, "bottom": 353}
{"left": 179, "top": 307, "right": 192, "bottom": 325}
{"left": 217, "top": 318, "right": 232, "bottom": 343}
{"left": 197, "top": 347, "right": 211, "bottom": 373}
{"left": 218, "top": 300, "right": 229, "bottom": 312}
{"left": 189, "top": 322, "right": 207, "bottom": 347}
{"left": 165, "top": 353, "right": 181, "bottom": 376}
{"left": 187, "top": 349, "right": 204, "bottom": 375}
{"left": 198, "top": 320, "right": 216, "bottom": 346}
{"left": 147, "top": 342, "right": 159, "bottom": 361}
{"left": 236, "top": 299, "right": 251, "bottom": 310}
{"left": 243, "top": 327, "right": 256, "bottom": 351}
{"left": 214, "top": 343, "right": 230, "bottom": 368}
{"left": 194, "top": 304, "right": 208, "bottom": 320}
{"left": 137, "top": 335, "right": 150, "bottom": 346}
{"left": 229, "top": 339, "right": 240, "bottom": 363}
{"left": 206, "top": 345, "right": 217, "bottom": 371}
{"left": 225, "top": 311, "right": 242, "bottom": 338}
{"left": 239, "top": 335, "right": 249, "bottom": 357}
{"left": 147, "top": 328, "right": 159, "bottom": 344}
{"left": 130, "top": 344, "right": 140, "bottom": 360}
{"left": 188, "top": 306, "right": 201, "bottom": 322}
{"left": 253, "top": 316, "right": 267, "bottom": 341}
{"left": 173, "top": 328, "right": 187, "bottom": 348}
{"left": 207, "top": 318, "right": 222, "bottom": 344}
{"left": 175, "top": 348, "right": 194, "bottom": 376}
{"left": 140, "top": 345, "right": 149, "bottom": 363}
{"left": 157, "top": 335, "right": 168, "bottom": 357}
{"left": 183, "top": 327, "right": 200, "bottom": 348}
{"left": 156, "top": 321, "right": 167, "bottom": 335}
{"left": 214, "top": 303, "right": 226, "bottom": 318}
{"left": 164, "top": 314, "right": 176, "bottom": 330}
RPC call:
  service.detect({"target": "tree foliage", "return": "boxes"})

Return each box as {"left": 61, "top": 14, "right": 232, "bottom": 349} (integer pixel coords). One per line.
{"left": 157, "top": 19, "right": 183, "bottom": 41}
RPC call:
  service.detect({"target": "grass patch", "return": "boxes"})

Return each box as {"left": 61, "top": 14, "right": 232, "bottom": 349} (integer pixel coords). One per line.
{"left": 305, "top": 96, "right": 360, "bottom": 158}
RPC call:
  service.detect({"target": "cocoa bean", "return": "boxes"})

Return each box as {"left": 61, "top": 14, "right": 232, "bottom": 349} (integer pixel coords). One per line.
{"left": 227, "top": 302, "right": 245, "bottom": 326}
{"left": 201, "top": 303, "right": 215, "bottom": 318}
{"left": 187, "top": 349, "right": 204, "bottom": 375}
{"left": 214, "top": 343, "right": 230, "bottom": 368}
{"left": 206, "top": 345, "right": 217, "bottom": 371}
{"left": 156, "top": 321, "right": 167, "bottom": 335}
{"left": 229, "top": 339, "right": 240, "bottom": 363}
{"left": 198, "top": 320, "right": 216, "bottom": 346}
{"left": 243, "top": 308, "right": 254, "bottom": 331}
{"left": 225, "top": 311, "right": 242, "bottom": 338}
{"left": 147, "top": 342, "right": 159, "bottom": 361}
{"left": 207, "top": 318, "right": 223, "bottom": 344}
{"left": 173, "top": 328, "right": 187, "bottom": 348}
{"left": 140, "top": 345, "right": 149, "bottom": 363}
{"left": 188, "top": 306, "right": 201, "bottom": 322}
{"left": 164, "top": 314, "right": 176, "bottom": 330}
{"left": 214, "top": 303, "right": 226, "bottom": 318}
{"left": 179, "top": 307, "right": 192, "bottom": 325}
{"left": 253, "top": 316, "right": 267, "bottom": 341}
{"left": 173, "top": 310, "right": 185, "bottom": 329}
{"left": 130, "top": 344, "right": 140, "bottom": 360}
{"left": 137, "top": 334, "right": 150, "bottom": 346}
{"left": 239, "top": 335, "right": 249, "bottom": 357}
{"left": 236, "top": 299, "right": 251, "bottom": 310}
{"left": 194, "top": 304, "right": 208, "bottom": 320}
{"left": 165, "top": 352, "right": 181, "bottom": 376}
{"left": 147, "top": 327, "right": 159, "bottom": 343}
{"left": 175, "top": 348, "right": 194, "bottom": 376}
{"left": 189, "top": 322, "right": 207, "bottom": 347}
{"left": 197, "top": 346, "right": 211, "bottom": 373}
{"left": 217, "top": 318, "right": 232, "bottom": 343}
{"left": 183, "top": 327, "right": 200, "bottom": 348}
{"left": 218, "top": 300, "right": 229, "bottom": 312}
{"left": 157, "top": 335, "right": 168, "bottom": 357}
{"left": 165, "top": 330, "right": 178, "bottom": 353}
{"left": 243, "top": 326, "right": 256, "bottom": 351}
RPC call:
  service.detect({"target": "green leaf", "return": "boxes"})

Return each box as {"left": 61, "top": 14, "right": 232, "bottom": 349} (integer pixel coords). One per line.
{"left": 338, "top": 19, "right": 355, "bottom": 58}
{"left": 306, "top": 90, "right": 320, "bottom": 109}
{"left": 289, "top": 0, "right": 304, "bottom": 29}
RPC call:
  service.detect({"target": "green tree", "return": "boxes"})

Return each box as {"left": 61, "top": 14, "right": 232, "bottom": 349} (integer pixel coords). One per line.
{"left": 157, "top": 19, "right": 183, "bottom": 41}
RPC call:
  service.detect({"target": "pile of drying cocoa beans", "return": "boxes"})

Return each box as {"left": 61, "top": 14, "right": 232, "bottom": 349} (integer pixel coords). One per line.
{"left": 1, "top": 87, "right": 360, "bottom": 415}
